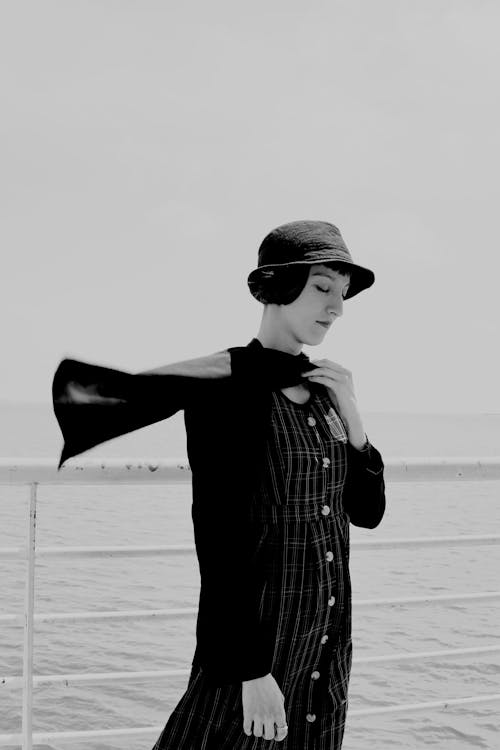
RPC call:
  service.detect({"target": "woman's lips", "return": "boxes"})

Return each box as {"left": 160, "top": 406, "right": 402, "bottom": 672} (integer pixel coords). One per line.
{"left": 316, "top": 321, "right": 330, "bottom": 328}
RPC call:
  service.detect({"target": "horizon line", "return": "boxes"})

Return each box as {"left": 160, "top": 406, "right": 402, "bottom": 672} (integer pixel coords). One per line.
{"left": 1, "top": 401, "right": 499, "bottom": 416}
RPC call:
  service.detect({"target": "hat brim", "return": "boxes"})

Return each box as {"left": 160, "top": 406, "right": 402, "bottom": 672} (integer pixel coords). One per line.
{"left": 247, "top": 260, "right": 375, "bottom": 301}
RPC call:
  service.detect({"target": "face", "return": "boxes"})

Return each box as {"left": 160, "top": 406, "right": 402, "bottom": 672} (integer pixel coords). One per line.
{"left": 277, "top": 264, "right": 351, "bottom": 346}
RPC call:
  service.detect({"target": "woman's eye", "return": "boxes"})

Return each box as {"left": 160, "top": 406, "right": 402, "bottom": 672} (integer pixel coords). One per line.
{"left": 314, "top": 283, "right": 348, "bottom": 298}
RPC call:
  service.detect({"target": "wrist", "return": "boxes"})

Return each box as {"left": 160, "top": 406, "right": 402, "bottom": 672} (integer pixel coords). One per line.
{"left": 243, "top": 673, "right": 270, "bottom": 684}
{"left": 348, "top": 434, "right": 369, "bottom": 451}
{"left": 341, "top": 408, "right": 366, "bottom": 449}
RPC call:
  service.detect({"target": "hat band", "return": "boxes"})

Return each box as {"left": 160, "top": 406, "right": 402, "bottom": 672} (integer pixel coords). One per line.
{"left": 254, "top": 255, "right": 354, "bottom": 272}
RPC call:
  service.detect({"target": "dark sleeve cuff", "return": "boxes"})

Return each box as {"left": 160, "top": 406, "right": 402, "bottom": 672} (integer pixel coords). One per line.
{"left": 343, "top": 436, "right": 386, "bottom": 528}
{"left": 346, "top": 435, "right": 384, "bottom": 473}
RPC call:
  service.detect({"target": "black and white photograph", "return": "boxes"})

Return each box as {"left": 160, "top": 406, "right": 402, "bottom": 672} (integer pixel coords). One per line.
{"left": 1, "top": 2, "right": 499, "bottom": 749}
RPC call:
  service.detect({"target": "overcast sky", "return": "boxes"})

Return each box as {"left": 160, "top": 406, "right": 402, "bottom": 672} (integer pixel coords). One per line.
{"left": 1, "top": 1, "right": 499, "bottom": 413}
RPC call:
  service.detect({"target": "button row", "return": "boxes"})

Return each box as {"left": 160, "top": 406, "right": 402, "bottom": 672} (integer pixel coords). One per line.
{"left": 306, "top": 416, "right": 332, "bottom": 469}
{"left": 305, "top": 423, "right": 335, "bottom": 727}
{"left": 307, "top": 585, "right": 336, "bottom": 704}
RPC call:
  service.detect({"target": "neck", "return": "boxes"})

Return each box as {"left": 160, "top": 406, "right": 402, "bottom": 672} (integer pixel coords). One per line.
{"left": 256, "top": 318, "right": 303, "bottom": 356}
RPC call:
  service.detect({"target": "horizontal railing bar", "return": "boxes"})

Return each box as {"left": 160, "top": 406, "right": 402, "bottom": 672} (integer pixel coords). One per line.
{"left": 2, "top": 591, "right": 499, "bottom": 626}
{"left": 0, "top": 547, "right": 26, "bottom": 560}
{"left": 348, "top": 692, "right": 500, "bottom": 717}
{"left": 0, "top": 608, "right": 198, "bottom": 625}
{"left": 356, "top": 591, "right": 500, "bottom": 607}
{"left": 1, "top": 693, "right": 500, "bottom": 744}
{"left": 2, "top": 533, "right": 500, "bottom": 561}
{"left": 351, "top": 534, "right": 500, "bottom": 550}
{"left": 0, "top": 547, "right": 25, "bottom": 559}
{"left": 0, "top": 725, "right": 164, "bottom": 745}
{"left": 3, "top": 645, "right": 500, "bottom": 689}
{"left": 0, "top": 458, "right": 192, "bottom": 485}
{"left": 0, "top": 668, "right": 189, "bottom": 688}
{"left": 1, "top": 456, "right": 500, "bottom": 484}
{"left": 355, "top": 643, "right": 500, "bottom": 664}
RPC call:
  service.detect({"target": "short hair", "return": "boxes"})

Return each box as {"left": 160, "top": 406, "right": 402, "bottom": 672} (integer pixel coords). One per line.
{"left": 249, "top": 261, "right": 352, "bottom": 305}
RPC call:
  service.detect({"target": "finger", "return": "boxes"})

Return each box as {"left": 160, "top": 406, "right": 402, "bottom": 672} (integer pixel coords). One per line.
{"left": 264, "top": 719, "right": 276, "bottom": 740}
{"left": 243, "top": 719, "right": 253, "bottom": 736}
{"left": 303, "top": 365, "right": 346, "bottom": 378}
{"left": 311, "top": 359, "right": 349, "bottom": 371}
{"left": 311, "top": 365, "right": 351, "bottom": 380}
{"left": 304, "top": 370, "right": 344, "bottom": 381}
{"left": 321, "top": 364, "right": 350, "bottom": 375}
{"left": 275, "top": 726, "right": 288, "bottom": 742}
{"left": 253, "top": 719, "right": 263, "bottom": 738}
{"left": 306, "top": 372, "right": 350, "bottom": 387}
{"left": 305, "top": 375, "right": 342, "bottom": 388}
{"left": 275, "top": 716, "right": 288, "bottom": 742}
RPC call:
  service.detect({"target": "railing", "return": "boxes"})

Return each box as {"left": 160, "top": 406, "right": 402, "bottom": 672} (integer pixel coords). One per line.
{"left": 1, "top": 456, "right": 500, "bottom": 748}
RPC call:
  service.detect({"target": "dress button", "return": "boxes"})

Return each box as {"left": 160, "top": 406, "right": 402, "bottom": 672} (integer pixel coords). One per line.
{"left": 311, "top": 670, "right": 320, "bottom": 680}
{"left": 328, "top": 596, "right": 336, "bottom": 606}
{"left": 307, "top": 416, "right": 316, "bottom": 426}
{"left": 321, "top": 505, "right": 331, "bottom": 516}
{"left": 321, "top": 635, "right": 329, "bottom": 644}
{"left": 325, "top": 551, "right": 334, "bottom": 562}
{"left": 306, "top": 713, "right": 316, "bottom": 723}
{"left": 322, "top": 456, "right": 331, "bottom": 467}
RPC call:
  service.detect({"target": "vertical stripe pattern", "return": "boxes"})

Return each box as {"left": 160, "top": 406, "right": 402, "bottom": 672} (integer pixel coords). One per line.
{"left": 152, "top": 384, "right": 353, "bottom": 749}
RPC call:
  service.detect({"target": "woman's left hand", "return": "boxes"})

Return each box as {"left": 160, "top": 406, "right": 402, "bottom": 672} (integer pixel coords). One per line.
{"left": 301, "top": 359, "right": 359, "bottom": 416}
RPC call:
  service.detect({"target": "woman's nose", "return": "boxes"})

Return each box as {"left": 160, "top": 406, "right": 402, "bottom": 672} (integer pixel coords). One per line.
{"left": 327, "top": 297, "right": 343, "bottom": 317}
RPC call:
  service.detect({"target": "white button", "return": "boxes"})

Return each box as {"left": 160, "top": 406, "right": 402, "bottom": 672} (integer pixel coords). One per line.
{"left": 307, "top": 416, "right": 316, "bottom": 426}
{"left": 306, "top": 713, "right": 316, "bottom": 722}
{"left": 311, "top": 670, "right": 320, "bottom": 680}
{"left": 321, "top": 505, "right": 330, "bottom": 516}
{"left": 328, "top": 596, "right": 336, "bottom": 606}
{"left": 322, "top": 457, "right": 331, "bottom": 466}
{"left": 325, "top": 551, "right": 333, "bottom": 562}
{"left": 321, "top": 635, "right": 329, "bottom": 644}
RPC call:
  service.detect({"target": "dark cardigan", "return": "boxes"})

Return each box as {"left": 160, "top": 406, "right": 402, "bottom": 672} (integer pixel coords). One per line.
{"left": 52, "top": 337, "right": 385, "bottom": 684}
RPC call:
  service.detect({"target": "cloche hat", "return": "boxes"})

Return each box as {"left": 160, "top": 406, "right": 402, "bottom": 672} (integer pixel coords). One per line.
{"left": 247, "top": 220, "right": 375, "bottom": 301}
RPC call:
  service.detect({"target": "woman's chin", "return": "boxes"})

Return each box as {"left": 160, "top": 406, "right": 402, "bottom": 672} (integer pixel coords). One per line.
{"left": 302, "top": 328, "right": 326, "bottom": 345}
{"left": 313, "top": 324, "right": 328, "bottom": 338}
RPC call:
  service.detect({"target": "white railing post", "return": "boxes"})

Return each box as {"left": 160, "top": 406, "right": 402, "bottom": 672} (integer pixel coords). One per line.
{"left": 22, "top": 483, "right": 37, "bottom": 750}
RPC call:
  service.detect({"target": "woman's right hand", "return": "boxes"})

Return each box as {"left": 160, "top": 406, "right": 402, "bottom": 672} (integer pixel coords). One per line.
{"left": 242, "top": 673, "right": 288, "bottom": 741}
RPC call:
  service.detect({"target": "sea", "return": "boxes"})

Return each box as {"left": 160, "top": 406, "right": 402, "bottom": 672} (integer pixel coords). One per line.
{"left": 1, "top": 403, "right": 499, "bottom": 750}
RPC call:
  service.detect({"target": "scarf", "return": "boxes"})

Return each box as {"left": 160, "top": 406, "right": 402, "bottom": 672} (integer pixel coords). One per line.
{"left": 52, "top": 337, "right": 313, "bottom": 470}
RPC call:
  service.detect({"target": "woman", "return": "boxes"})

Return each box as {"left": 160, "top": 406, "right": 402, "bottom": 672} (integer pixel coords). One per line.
{"left": 52, "top": 219, "right": 386, "bottom": 749}
{"left": 150, "top": 220, "right": 386, "bottom": 749}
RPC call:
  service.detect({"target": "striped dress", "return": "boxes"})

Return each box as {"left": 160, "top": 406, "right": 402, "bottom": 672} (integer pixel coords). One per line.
{"left": 152, "top": 384, "right": 354, "bottom": 749}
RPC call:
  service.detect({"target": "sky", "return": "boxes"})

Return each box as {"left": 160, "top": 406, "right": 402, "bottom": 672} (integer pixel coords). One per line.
{"left": 1, "top": 0, "right": 499, "bottom": 413}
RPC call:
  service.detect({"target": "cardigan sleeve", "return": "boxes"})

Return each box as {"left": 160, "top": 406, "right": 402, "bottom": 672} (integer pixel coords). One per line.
{"left": 52, "top": 349, "right": 232, "bottom": 469}
{"left": 183, "top": 378, "right": 276, "bottom": 685}
{"left": 52, "top": 359, "right": 191, "bottom": 469}
{"left": 342, "top": 436, "right": 386, "bottom": 529}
